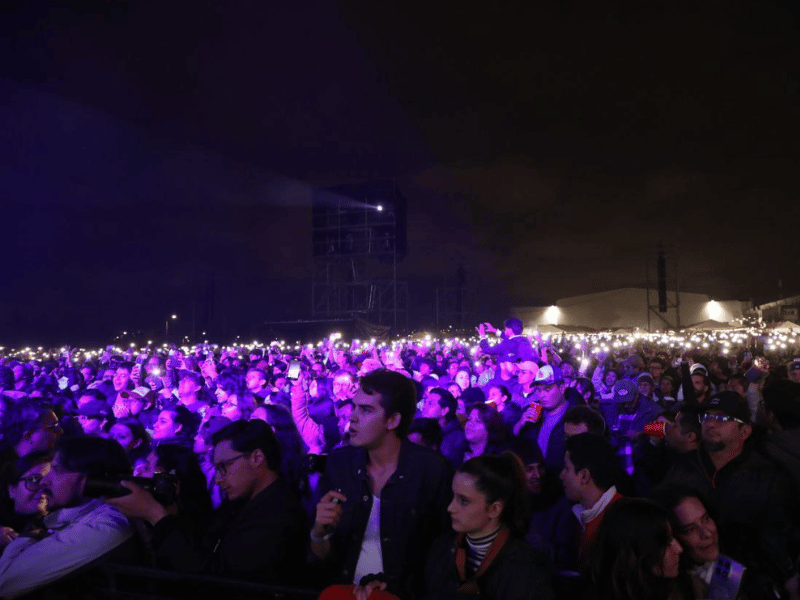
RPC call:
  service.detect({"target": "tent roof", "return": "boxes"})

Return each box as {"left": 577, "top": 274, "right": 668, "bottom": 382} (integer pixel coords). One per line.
{"left": 684, "top": 319, "right": 733, "bottom": 331}
{"left": 771, "top": 320, "right": 800, "bottom": 332}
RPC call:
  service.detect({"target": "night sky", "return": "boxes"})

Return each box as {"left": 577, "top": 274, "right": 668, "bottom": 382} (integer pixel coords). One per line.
{"left": 2, "top": 0, "right": 798, "bottom": 346}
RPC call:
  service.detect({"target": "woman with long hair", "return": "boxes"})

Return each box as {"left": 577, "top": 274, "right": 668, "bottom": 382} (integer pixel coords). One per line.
{"left": 108, "top": 417, "right": 152, "bottom": 466}
{"left": 423, "top": 452, "right": 555, "bottom": 599}
{"left": 462, "top": 404, "right": 508, "bottom": 463}
{"left": 589, "top": 497, "right": 691, "bottom": 600}
{"left": 151, "top": 405, "right": 198, "bottom": 449}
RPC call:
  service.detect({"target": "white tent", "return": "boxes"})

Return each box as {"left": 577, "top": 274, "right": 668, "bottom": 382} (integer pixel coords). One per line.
{"left": 771, "top": 320, "right": 800, "bottom": 333}
{"left": 684, "top": 319, "right": 734, "bottom": 331}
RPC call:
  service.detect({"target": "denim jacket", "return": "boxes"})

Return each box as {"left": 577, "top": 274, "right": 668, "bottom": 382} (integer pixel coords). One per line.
{"left": 316, "top": 440, "right": 453, "bottom": 599}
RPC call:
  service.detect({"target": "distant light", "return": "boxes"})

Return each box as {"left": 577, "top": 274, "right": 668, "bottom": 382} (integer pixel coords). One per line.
{"left": 171, "top": 314, "right": 177, "bottom": 319}
{"left": 706, "top": 300, "right": 723, "bottom": 321}
{"left": 376, "top": 204, "right": 383, "bottom": 211}
{"left": 544, "top": 305, "right": 560, "bottom": 325}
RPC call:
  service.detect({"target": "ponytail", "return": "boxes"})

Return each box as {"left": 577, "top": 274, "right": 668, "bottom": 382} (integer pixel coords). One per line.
{"left": 457, "top": 451, "right": 531, "bottom": 537}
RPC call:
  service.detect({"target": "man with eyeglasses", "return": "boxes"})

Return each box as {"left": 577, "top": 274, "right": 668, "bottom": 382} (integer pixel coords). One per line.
{"left": 662, "top": 392, "right": 800, "bottom": 599}
{"left": 108, "top": 419, "right": 308, "bottom": 585}
{"left": 0, "top": 437, "right": 133, "bottom": 598}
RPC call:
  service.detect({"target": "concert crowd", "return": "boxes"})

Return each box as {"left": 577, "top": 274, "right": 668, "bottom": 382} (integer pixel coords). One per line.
{"left": 1, "top": 319, "right": 800, "bottom": 599}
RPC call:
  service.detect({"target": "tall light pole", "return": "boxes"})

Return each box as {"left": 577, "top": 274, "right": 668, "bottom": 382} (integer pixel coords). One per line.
{"left": 165, "top": 314, "right": 177, "bottom": 340}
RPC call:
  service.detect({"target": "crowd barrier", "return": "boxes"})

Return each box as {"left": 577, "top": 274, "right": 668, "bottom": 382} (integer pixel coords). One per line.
{"left": 94, "top": 563, "right": 320, "bottom": 600}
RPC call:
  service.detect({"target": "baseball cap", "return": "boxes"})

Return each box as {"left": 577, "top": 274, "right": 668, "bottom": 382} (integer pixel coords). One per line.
{"left": 611, "top": 379, "right": 638, "bottom": 403}
{"left": 534, "top": 365, "right": 564, "bottom": 385}
{"left": 119, "top": 387, "right": 154, "bottom": 404}
{"left": 637, "top": 373, "right": 655, "bottom": 386}
{"left": 516, "top": 361, "right": 539, "bottom": 376}
{"left": 624, "top": 355, "right": 645, "bottom": 369}
{"left": 699, "top": 391, "right": 751, "bottom": 424}
{"left": 690, "top": 363, "right": 708, "bottom": 375}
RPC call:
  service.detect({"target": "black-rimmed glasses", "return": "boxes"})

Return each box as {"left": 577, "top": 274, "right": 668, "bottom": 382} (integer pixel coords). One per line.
{"left": 17, "top": 475, "right": 44, "bottom": 491}
{"left": 213, "top": 452, "right": 252, "bottom": 476}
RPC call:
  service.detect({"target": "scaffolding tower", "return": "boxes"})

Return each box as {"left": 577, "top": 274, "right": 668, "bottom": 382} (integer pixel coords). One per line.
{"left": 311, "top": 181, "right": 408, "bottom": 329}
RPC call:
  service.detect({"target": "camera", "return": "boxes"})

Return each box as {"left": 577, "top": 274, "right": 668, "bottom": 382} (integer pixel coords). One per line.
{"left": 83, "top": 473, "right": 179, "bottom": 506}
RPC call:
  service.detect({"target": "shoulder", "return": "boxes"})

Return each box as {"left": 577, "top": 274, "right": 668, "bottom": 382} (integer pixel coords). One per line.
{"left": 327, "top": 445, "right": 367, "bottom": 467}
{"left": 400, "top": 440, "right": 451, "bottom": 471}
{"left": 74, "top": 500, "right": 131, "bottom": 530}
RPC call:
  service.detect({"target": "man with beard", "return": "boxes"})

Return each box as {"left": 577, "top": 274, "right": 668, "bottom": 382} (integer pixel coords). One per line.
{"left": 662, "top": 392, "right": 800, "bottom": 599}
{"left": 0, "top": 437, "right": 132, "bottom": 597}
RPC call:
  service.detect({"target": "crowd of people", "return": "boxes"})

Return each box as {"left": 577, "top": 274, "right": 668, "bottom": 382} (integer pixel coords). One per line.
{"left": 1, "top": 318, "right": 800, "bottom": 599}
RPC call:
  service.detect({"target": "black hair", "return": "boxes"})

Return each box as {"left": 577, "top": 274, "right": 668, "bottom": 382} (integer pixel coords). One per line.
{"left": 161, "top": 405, "right": 200, "bottom": 441}
{"left": 650, "top": 482, "right": 713, "bottom": 519}
{"left": 246, "top": 367, "right": 267, "bottom": 382}
{"left": 78, "top": 388, "right": 108, "bottom": 403}
{"left": 503, "top": 318, "right": 524, "bottom": 336}
{"left": 154, "top": 443, "right": 212, "bottom": 521}
{"left": 1, "top": 398, "right": 57, "bottom": 452}
{"left": 564, "top": 405, "right": 606, "bottom": 436}
{"left": 212, "top": 420, "right": 281, "bottom": 474}
{"left": 564, "top": 433, "right": 620, "bottom": 491}
{"left": 488, "top": 384, "right": 512, "bottom": 403}
{"left": 112, "top": 417, "right": 152, "bottom": 463}
{"left": 727, "top": 373, "right": 750, "bottom": 392}
{"left": 574, "top": 377, "right": 595, "bottom": 401}
{"left": 359, "top": 369, "right": 417, "bottom": 438}
{"left": 2, "top": 450, "right": 53, "bottom": 488}
{"left": 56, "top": 437, "right": 132, "bottom": 479}
{"left": 457, "top": 452, "right": 530, "bottom": 537}
{"left": 649, "top": 357, "right": 668, "bottom": 369}
{"left": 590, "top": 498, "right": 679, "bottom": 600}
{"left": 429, "top": 387, "right": 458, "bottom": 422}
{"left": 675, "top": 408, "right": 701, "bottom": 440}
{"left": 467, "top": 404, "right": 507, "bottom": 452}
{"left": 408, "top": 417, "right": 443, "bottom": 450}
{"left": 257, "top": 404, "right": 308, "bottom": 494}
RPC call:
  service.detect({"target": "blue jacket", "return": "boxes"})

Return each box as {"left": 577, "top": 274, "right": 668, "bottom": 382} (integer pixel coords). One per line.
{"left": 316, "top": 440, "right": 453, "bottom": 599}
{"left": 479, "top": 334, "right": 536, "bottom": 362}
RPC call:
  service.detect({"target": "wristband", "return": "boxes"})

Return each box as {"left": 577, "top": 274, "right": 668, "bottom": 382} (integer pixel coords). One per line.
{"left": 310, "top": 529, "right": 334, "bottom": 542}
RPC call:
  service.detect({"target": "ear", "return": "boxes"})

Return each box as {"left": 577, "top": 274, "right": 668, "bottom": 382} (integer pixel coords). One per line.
{"left": 77, "top": 474, "right": 88, "bottom": 498}
{"left": 441, "top": 406, "right": 450, "bottom": 417}
{"left": 174, "top": 424, "right": 183, "bottom": 434}
{"left": 250, "top": 448, "right": 265, "bottom": 467}
{"left": 487, "top": 500, "right": 504, "bottom": 520}
{"left": 741, "top": 423, "right": 753, "bottom": 441}
{"left": 386, "top": 412, "right": 401, "bottom": 432}
{"left": 577, "top": 468, "right": 591, "bottom": 486}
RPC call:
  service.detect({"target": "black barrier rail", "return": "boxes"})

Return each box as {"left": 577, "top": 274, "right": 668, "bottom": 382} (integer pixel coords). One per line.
{"left": 97, "top": 563, "right": 321, "bottom": 600}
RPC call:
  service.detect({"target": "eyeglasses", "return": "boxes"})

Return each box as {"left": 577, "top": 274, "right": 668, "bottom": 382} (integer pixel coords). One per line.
{"left": 700, "top": 413, "right": 745, "bottom": 425}
{"left": 17, "top": 475, "right": 44, "bottom": 491}
{"left": 213, "top": 452, "right": 252, "bottom": 476}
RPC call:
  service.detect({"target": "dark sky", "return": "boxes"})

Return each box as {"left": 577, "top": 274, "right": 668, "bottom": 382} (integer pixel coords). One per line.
{"left": 1, "top": 0, "right": 798, "bottom": 346}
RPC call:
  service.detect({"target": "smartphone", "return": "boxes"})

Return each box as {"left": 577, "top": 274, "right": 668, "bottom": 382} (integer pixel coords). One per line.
{"left": 287, "top": 360, "right": 302, "bottom": 380}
